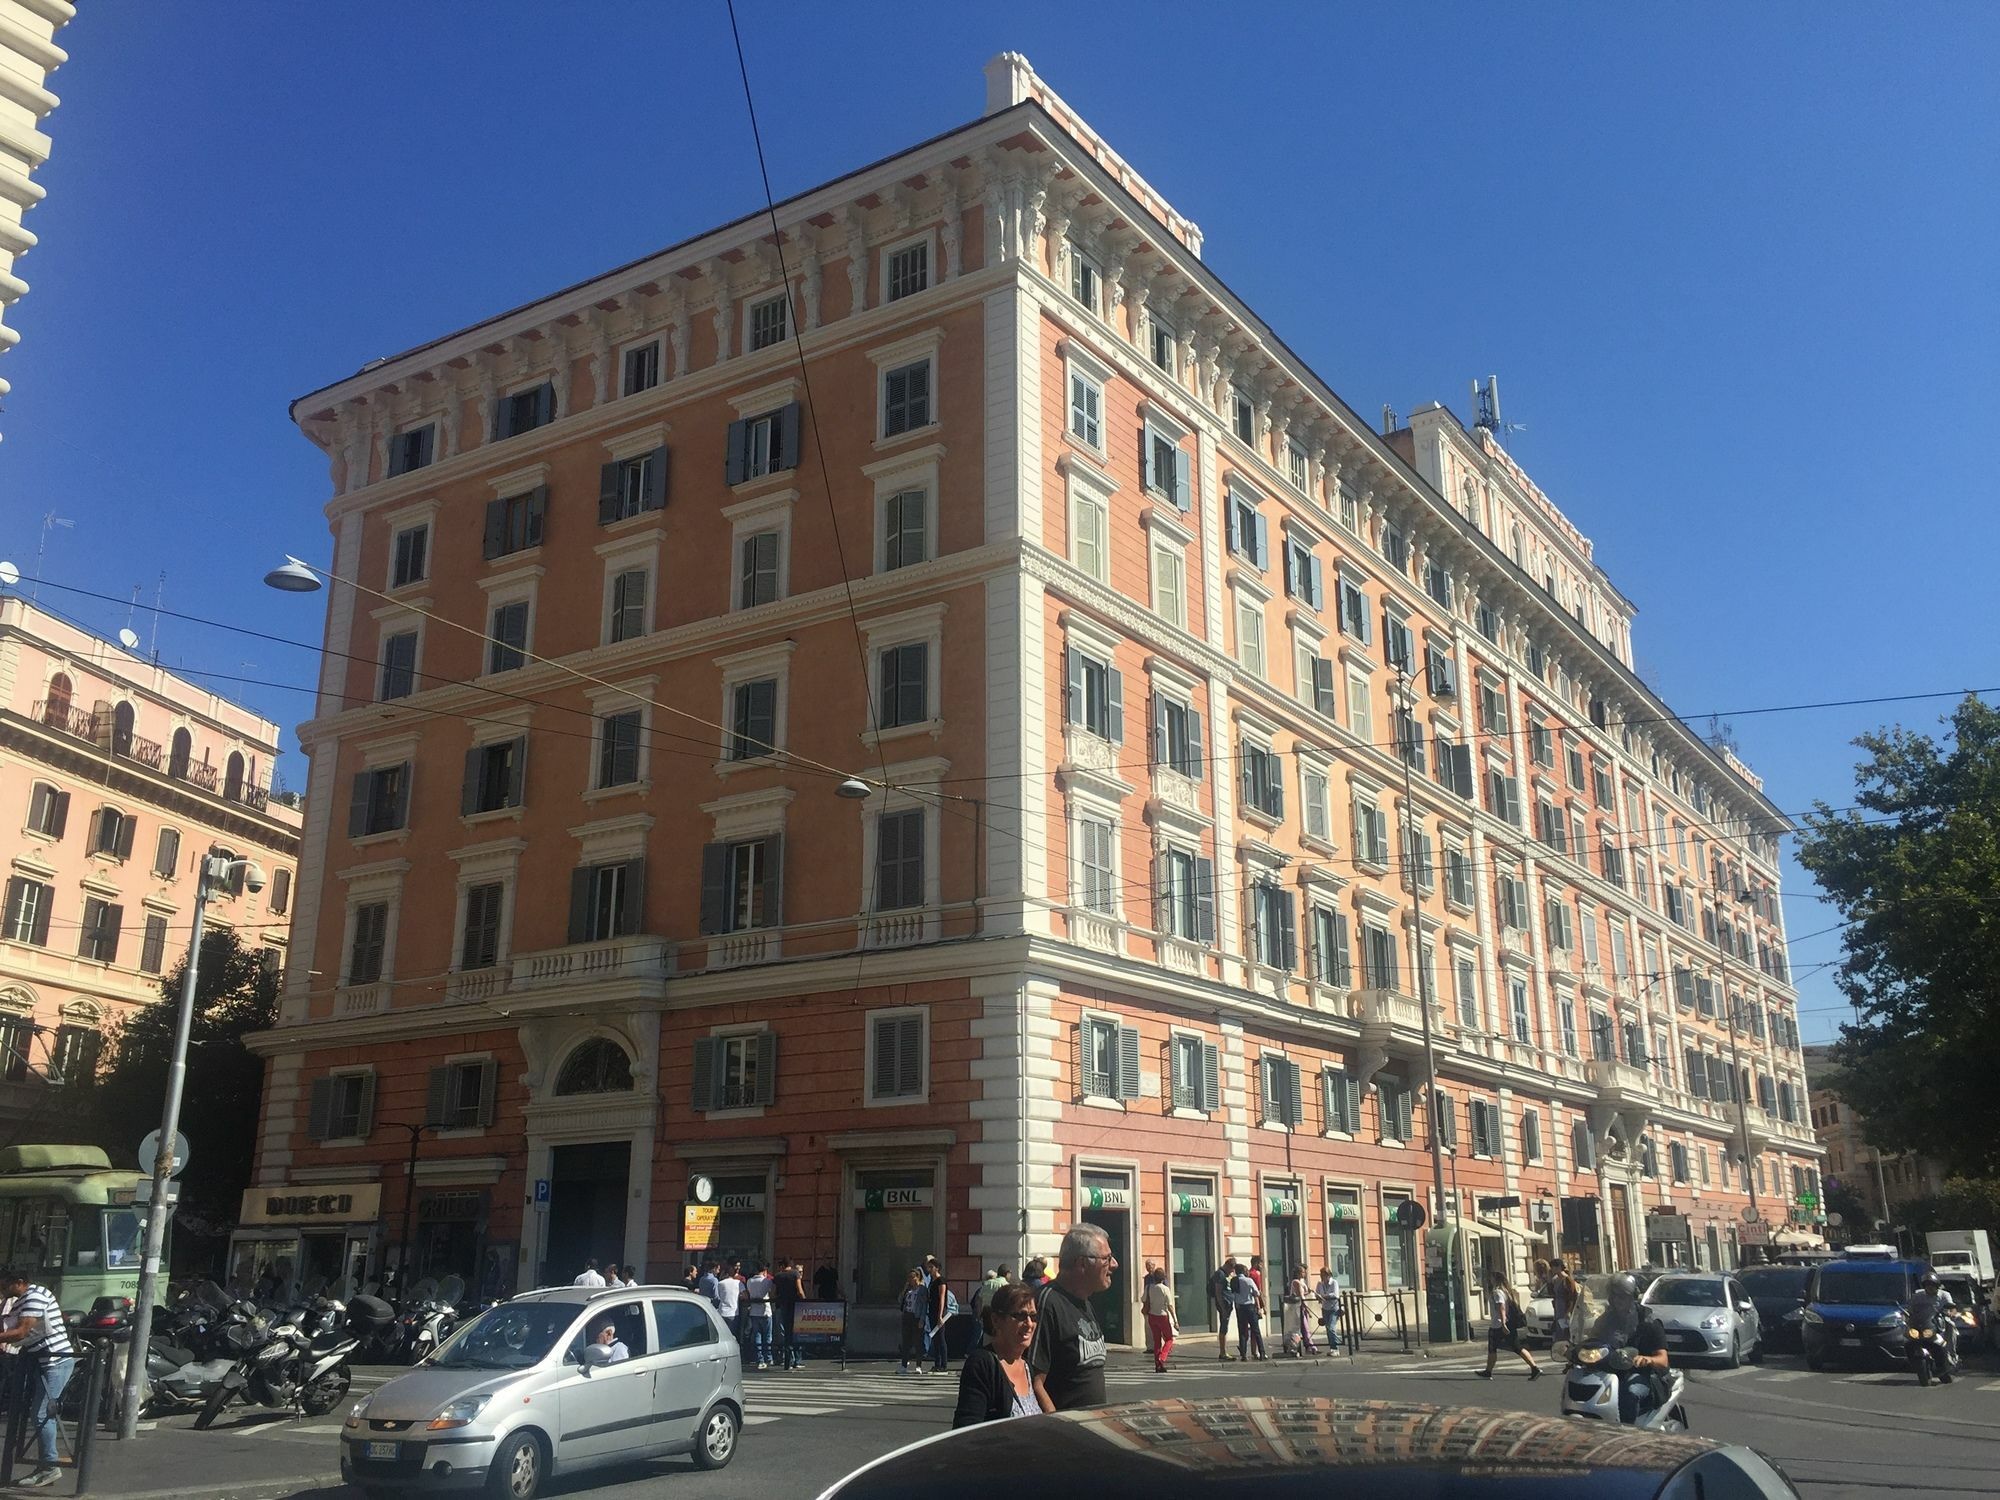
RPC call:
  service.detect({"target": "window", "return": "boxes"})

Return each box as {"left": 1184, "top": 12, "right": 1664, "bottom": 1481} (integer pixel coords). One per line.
{"left": 693, "top": 1031, "right": 776, "bottom": 1110}
{"left": 875, "top": 808, "right": 925, "bottom": 910}
{"left": 1235, "top": 595, "right": 1266, "bottom": 677}
{"left": 1522, "top": 1109, "right": 1543, "bottom": 1162}
{"left": 345, "top": 900, "right": 388, "bottom": 984}
{"left": 881, "top": 358, "right": 932, "bottom": 437}
{"left": 388, "top": 424, "right": 435, "bottom": 477}
{"left": 597, "top": 711, "right": 642, "bottom": 788}
{"left": 492, "top": 382, "right": 554, "bottom": 440}
{"left": 1670, "top": 1141, "right": 1690, "bottom": 1183}
{"left": 1171, "top": 1034, "right": 1219, "bottom": 1112}
{"left": 1072, "top": 485, "right": 1107, "bottom": 581}
{"left": 1360, "top": 921, "right": 1398, "bottom": 989}
{"left": 1392, "top": 709, "right": 1425, "bottom": 773}
{"left": 310, "top": 1072, "right": 375, "bottom": 1141}
{"left": 622, "top": 341, "right": 661, "bottom": 395}
{"left": 607, "top": 568, "right": 648, "bottom": 644}
{"left": 2, "top": 878, "right": 52, "bottom": 946}
{"left": 49, "top": 1024, "right": 100, "bottom": 1087}
{"left": 1510, "top": 980, "right": 1533, "bottom": 1042}
{"left": 1567, "top": 746, "right": 1587, "bottom": 792}
{"left": 1348, "top": 673, "right": 1372, "bottom": 744}
{"left": 1081, "top": 1016, "right": 1140, "bottom": 1101}
{"left": 1152, "top": 543, "right": 1186, "bottom": 628}
{"left": 1336, "top": 573, "right": 1370, "bottom": 643}
{"left": 1426, "top": 642, "right": 1457, "bottom": 697}
{"left": 728, "top": 679, "right": 778, "bottom": 762}
{"left": 1479, "top": 680, "right": 1510, "bottom": 736}
{"left": 1454, "top": 957, "right": 1479, "bottom": 1027}
{"left": 570, "top": 858, "right": 646, "bottom": 941}
{"left": 391, "top": 524, "right": 428, "bottom": 588}
{"left": 1323, "top": 1067, "right": 1361, "bottom": 1133}
{"left": 1063, "top": 648, "right": 1123, "bottom": 741}
{"left": 1068, "top": 241, "right": 1099, "bottom": 312}
{"left": 699, "top": 837, "right": 781, "bottom": 934}
{"left": 1311, "top": 904, "right": 1352, "bottom": 987}
{"left": 1352, "top": 795, "right": 1388, "bottom": 865}
{"left": 482, "top": 486, "right": 546, "bottom": 559}
{"left": 1402, "top": 825, "right": 1435, "bottom": 891}
{"left": 1286, "top": 441, "right": 1309, "bottom": 492}
{"left": 1537, "top": 800, "right": 1567, "bottom": 854}
{"left": 348, "top": 762, "right": 410, "bottom": 837}
{"left": 1529, "top": 723, "right": 1554, "bottom": 767}
{"left": 461, "top": 736, "right": 527, "bottom": 815}
{"left": 1239, "top": 744, "right": 1285, "bottom": 820}
{"left": 146, "top": 825, "right": 180, "bottom": 880}
{"left": 1445, "top": 846, "right": 1473, "bottom": 907}
{"left": 1149, "top": 316, "right": 1177, "bottom": 376}
{"left": 138, "top": 913, "right": 168, "bottom": 974}
{"left": 1232, "top": 388, "right": 1255, "bottom": 444}
{"left": 1075, "top": 815, "right": 1117, "bottom": 913}
{"left": 1282, "top": 537, "right": 1323, "bottom": 609}
{"left": 876, "top": 642, "right": 929, "bottom": 730}
{"left": 488, "top": 600, "right": 529, "bottom": 673}
{"left": 1572, "top": 1120, "right": 1597, "bottom": 1171}
{"left": 379, "top": 630, "right": 418, "bottom": 700}
{"left": 886, "top": 239, "right": 929, "bottom": 301}
{"left": 1558, "top": 992, "right": 1578, "bottom": 1055}
{"left": 1424, "top": 560, "right": 1453, "bottom": 609}
{"left": 1378, "top": 1076, "right": 1414, "bottom": 1141}
{"left": 1601, "top": 841, "right": 1626, "bottom": 888}
{"left": 1248, "top": 882, "right": 1297, "bottom": 970}
{"left": 1495, "top": 872, "right": 1528, "bottom": 930}
{"left": 1260, "top": 1054, "right": 1304, "bottom": 1126}
{"left": 1470, "top": 1098, "right": 1498, "bottom": 1158}
{"left": 1609, "top": 923, "right": 1628, "bottom": 977}
{"left": 77, "top": 900, "right": 123, "bottom": 962}
{"left": 749, "top": 294, "right": 788, "bottom": 351}
{"left": 1302, "top": 767, "right": 1330, "bottom": 842}
{"left": 597, "top": 447, "right": 668, "bottom": 522}
{"left": 738, "top": 530, "right": 781, "bottom": 607}
{"left": 1157, "top": 847, "right": 1215, "bottom": 941}
{"left": 1068, "top": 371, "right": 1102, "bottom": 448}
{"left": 1381, "top": 523, "right": 1410, "bottom": 573}
{"left": 1593, "top": 765, "right": 1615, "bottom": 810}
{"left": 868, "top": 1010, "right": 925, "bottom": 1101}
{"left": 1476, "top": 602, "right": 1499, "bottom": 642}
{"left": 25, "top": 783, "right": 67, "bottom": 839}
{"left": 1142, "top": 421, "right": 1190, "bottom": 509}
{"left": 1226, "top": 489, "right": 1268, "bottom": 567}
{"left": 461, "top": 882, "right": 504, "bottom": 970}
{"left": 725, "top": 403, "right": 799, "bottom": 484}
{"left": 427, "top": 1059, "right": 497, "bottom": 1130}
{"left": 1151, "top": 696, "right": 1204, "bottom": 780}
{"left": 1545, "top": 895, "right": 1574, "bottom": 953}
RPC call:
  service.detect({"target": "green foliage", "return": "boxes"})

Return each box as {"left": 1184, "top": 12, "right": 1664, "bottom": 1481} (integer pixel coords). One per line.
{"left": 80, "top": 926, "right": 278, "bottom": 1223}
{"left": 1797, "top": 696, "right": 2000, "bottom": 1178}
{"left": 1822, "top": 1182, "right": 1875, "bottom": 1238}
{"left": 1897, "top": 1179, "right": 2000, "bottom": 1245}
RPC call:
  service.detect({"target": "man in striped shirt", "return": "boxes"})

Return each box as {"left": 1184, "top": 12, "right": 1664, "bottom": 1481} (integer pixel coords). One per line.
{"left": 0, "top": 1267, "right": 75, "bottom": 1486}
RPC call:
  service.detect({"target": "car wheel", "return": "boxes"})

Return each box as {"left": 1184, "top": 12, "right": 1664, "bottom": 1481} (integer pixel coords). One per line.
{"left": 1746, "top": 1336, "right": 1764, "bottom": 1366}
{"left": 1722, "top": 1335, "right": 1741, "bottom": 1370}
{"left": 691, "top": 1405, "right": 740, "bottom": 1471}
{"left": 487, "top": 1431, "right": 543, "bottom": 1500}
{"left": 1805, "top": 1352, "right": 1824, "bottom": 1372}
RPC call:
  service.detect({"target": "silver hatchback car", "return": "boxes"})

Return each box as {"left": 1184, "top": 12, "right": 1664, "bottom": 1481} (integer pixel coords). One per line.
{"left": 340, "top": 1285, "right": 743, "bottom": 1499}
{"left": 1643, "top": 1272, "right": 1764, "bottom": 1367}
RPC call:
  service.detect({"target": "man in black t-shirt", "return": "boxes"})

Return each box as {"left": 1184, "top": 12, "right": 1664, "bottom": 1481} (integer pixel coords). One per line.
{"left": 1588, "top": 1273, "right": 1670, "bottom": 1424}
{"left": 1030, "top": 1225, "right": 1114, "bottom": 1410}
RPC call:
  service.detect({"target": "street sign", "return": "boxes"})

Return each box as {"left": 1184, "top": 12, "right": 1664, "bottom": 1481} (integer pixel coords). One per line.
{"left": 1085, "top": 1186, "right": 1131, "bottom": 1210}
{"left": 1827, "top": 1211, "right": 1845, "bottom": 1227}
{"left": 138, "top": 1131, "right": 190, "bottom": 1179}
{"left": 1478, "top": 1195, "right": 1522, "bottom": 1213}
{"left": 134, "top": 1179, "right": 179, "bottom": 1206}
{"left": 683, "top": 1203, "right": 720, "bottom": 1251}
{"left": 532, "top": 1179, "right": 550, "bottom": 1212}
{"left": 1395, "top": 1199, "right": 1428, "bottom": 1230}
{"left": 1739, "top": 1205, "right": 1761, "bottom": 1225}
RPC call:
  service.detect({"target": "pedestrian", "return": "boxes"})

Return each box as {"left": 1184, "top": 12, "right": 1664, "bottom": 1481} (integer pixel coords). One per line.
{"left": 773, "top": 1256, "right": 805, "bottom": 1370}
{"left": 924, "top": 1253, "right": 955, "bottom": 1374}
{"left": 814, "top": 1262, "right": 840, "bottom": 1301}
{"left": 1544, "top": 1260, "right": 1577, "bottom": 1342}
{"left": 898, "top": 1267, "right": 928, "bottom": 1375}
{"left": 682, "top": 1265, "right": 700, "bottom": 1293}
{"left": 573, "top": 1257, "right": 605, "bottom": 1288}
{"left": 696, "top": 1259, "right": 721, "bottom": 1308}
{"left": 715, "top": 1260, "right": 743, "bottom": 1345}
{"left": 1478, "top": 1273, "right": 1541, "bottom": 1380}
{"left": 0, "top": 1267, "right": 75, "bottom": 1487}
{"left": 971, "top": 1265, "right": 1011, "bottom": 1349}
{"left": 953, "top": 1283, "right": 1051, "bottom": 1425}
{"left": 744, "top": 1261, "right": 775, "bottom": 1370}
{"left": 1143, "top": 1265, "right": 1179, "bottom": 1372}
{"left": 1229, "top": 1259, "right": 1266, "bottom": 1360}
{"left": 1248, "top": 1254, "right": 1268, "bottom": 1351}
{"left": 1314, "top": 1265, "right": 1344, "bottom": 1352}
{"left": 1028, "top": 1225, "right": 1112, "bottom": 1411}
{"left": 1209, "top": 1259, "right": 1236, "bottom": 1361}
{"left": 1286, "top": 1265, "right": 1317, "bottom": 1357}
{"left": 1021, "top": 1257, "right": 1049, "bottom": 1289}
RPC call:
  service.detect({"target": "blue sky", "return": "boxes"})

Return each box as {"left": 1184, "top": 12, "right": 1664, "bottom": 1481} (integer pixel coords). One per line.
{"left": 4, "top": 2, "right": 1995, "bottom": 1040}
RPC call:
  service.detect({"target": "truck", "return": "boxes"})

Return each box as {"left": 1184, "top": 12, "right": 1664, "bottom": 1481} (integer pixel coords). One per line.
{"left": 1925, "top": 1230, "right": 1994, "bottom": 1284}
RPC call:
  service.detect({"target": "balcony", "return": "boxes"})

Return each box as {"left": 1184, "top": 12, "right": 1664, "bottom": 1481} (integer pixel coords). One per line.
{"left": 33, "top": 699, "right": 275, "bottom": 812}
{"left": 1067, "top": 909, "right": 1122, "bottom": 955}
{"left": 513, "top": 934, "right": 674, "bottom": 992}
{"left": 445, "top": 966, "right": 511, "bottom": 1005}
{"left": 707, "top": 930, "right": 775, "bottom": 969}
{"left": 1728, "top": 1101, "right": 1776, "bottom": 1154}
{"left": 1587, "top": 1058, "right": 1657, "bottom": 1110}
{"left": 865, "top": 909, "right": 930, "bottom": 950}
{"left": 1355, "top": 987, "right": 1425, "bottom": 1034}
{"left": 334, "top": 983, "right": 389, "bottom": 1017}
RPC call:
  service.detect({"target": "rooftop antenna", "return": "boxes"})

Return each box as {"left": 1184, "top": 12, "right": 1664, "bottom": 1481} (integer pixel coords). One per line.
{"left": 149, "top": 572, "right": 166, "bottom": 662}
{"left": 1381, "top": 404, "right": 1398, "bottom": 435}
{"left": 30, "top": 514, "right": 72, "bottom": 601}
{"left": 1473, "top": 376, "right": 1501, "bottom": 436}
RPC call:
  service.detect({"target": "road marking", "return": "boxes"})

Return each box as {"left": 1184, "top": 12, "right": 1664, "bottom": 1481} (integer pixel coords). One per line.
{"left": 1843, "top": 1372, "right": 1900, "bottom": 1384}
{"left": 1758, "top": 1371, "right": 1811, "bottom": 1382}
{"left": 1702, "top": 1368, "right": 1747, "bottom": 1379}
{"left": 1979, "top": 1380, "right": 2000, "bottom": 1392}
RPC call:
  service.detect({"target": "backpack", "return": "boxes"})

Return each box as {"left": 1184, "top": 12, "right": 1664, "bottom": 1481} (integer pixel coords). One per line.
{"left": 1505, "top": 1294, "right": 1526, "bottom": 1332}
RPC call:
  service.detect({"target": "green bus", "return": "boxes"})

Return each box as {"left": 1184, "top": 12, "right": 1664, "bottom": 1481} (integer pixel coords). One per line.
{"left": 0, "top": 1145, "right": 146, "bottom": 1315}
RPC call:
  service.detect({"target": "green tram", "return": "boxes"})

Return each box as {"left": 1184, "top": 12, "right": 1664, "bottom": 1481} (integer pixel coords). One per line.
{"left": 0, "top": 1145, "right": 146, "bottom": 1315}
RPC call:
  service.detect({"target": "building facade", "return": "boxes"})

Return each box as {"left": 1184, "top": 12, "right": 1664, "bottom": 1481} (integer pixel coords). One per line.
{"left": 1804, "top": 1043, "right": 1939, "bottom": 1240}
{"left": 0, "top": 0, "right": 74, "bottom": 403}
{"left": 0, "top": 596, "right": 301, "bottom": 1128}
{"left": 256, "top": 53, "right": 1819, "bottom": 1344}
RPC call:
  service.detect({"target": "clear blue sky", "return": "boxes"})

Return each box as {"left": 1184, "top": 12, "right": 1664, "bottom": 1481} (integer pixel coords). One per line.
{"left": 4, "top": 2, "right": 1995, "bottom": 1040}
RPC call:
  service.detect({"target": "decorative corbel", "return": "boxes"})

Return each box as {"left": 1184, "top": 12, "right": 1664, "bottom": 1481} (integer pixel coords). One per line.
{"left": 705, "top": 258, "right": 736, "bottom": 364}
{"left": 937, "top": 179, "right": 961, "bottom": 282}
{"left": 588, "top": 308, "right": 614, "bottom": 407}
{"left": 843, "top": 205, "right": 869, "bottom": 315}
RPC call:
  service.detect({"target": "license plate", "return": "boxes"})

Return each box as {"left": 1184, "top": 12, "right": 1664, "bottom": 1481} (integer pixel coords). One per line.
{"left": 1838, "top": 1338, "right": 1862, "bottom": 1347}
{"left": 365, "top": 1442, "right": 399, "bottom": 1461}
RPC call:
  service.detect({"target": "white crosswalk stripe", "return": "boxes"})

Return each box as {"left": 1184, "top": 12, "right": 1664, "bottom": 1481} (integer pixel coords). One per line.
{"left": 1979, "top": 1380, "right": 2000, "bottom": 1392}
{"left": 1759, "top": 1371, "right": 1812, "bottom": 1382}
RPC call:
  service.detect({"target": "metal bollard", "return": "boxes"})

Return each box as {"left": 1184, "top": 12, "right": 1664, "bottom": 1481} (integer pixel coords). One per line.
{"left": 74, "top": 1343, "right": 108, "bottom": 1495}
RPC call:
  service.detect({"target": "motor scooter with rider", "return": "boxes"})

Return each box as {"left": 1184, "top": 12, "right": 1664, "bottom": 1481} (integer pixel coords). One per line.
{"left": 1555, "top": 1271, "right": 1688, "bottom": 1432}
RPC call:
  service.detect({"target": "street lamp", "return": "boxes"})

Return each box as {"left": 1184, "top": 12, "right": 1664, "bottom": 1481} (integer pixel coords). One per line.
{"left": 116, "top": 852, "right": 266, "bottom": 1440}
{"left": 1393, "top": 663, "right": 1458, "bottom": 1344}
{"left": 386, "top": 1122, "right": 432, "bottom": 1313}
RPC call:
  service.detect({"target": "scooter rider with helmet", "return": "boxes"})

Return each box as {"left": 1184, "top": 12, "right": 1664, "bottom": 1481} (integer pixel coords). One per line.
{"left": 1906, "top": 1273, "right": 1957, "bottom": 1364}
{"left": 1586, "top": 1272, "right": 1671, "bottom": 1424}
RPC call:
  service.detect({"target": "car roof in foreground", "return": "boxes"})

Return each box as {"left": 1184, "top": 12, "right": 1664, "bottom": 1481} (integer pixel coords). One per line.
{"left": 816, "top": 1398, "right": 1758, "bottom": 1500}
{"left": 507, "top": 1284, "right": 705, "bottom": 1306}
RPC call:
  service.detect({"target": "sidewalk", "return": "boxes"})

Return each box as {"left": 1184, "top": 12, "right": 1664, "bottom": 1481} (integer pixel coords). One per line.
{"left": 43, "top": 1411, "right": 344, "bottom": 1500}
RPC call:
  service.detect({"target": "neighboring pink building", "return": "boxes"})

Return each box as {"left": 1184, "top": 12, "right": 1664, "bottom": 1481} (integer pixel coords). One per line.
{"left": 0, "top": 596, "right": 301, "bottom": 1124}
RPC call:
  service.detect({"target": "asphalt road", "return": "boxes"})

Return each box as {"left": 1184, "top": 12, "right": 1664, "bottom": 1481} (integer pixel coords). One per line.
{"left": 102, "top": 1345, "right": 2000, "bottom": 1500}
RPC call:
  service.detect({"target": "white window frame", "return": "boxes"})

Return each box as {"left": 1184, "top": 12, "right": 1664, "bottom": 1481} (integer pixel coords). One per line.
{"left": 863, "top": 1003, "right": 930, "bottom": 1108}
{"left": 724, "top": 488, "right": 797, "bottom": 610}
{"left": 371, "top": 605, "right": 426, "bottom": 702}
{"left": 1067, "top": 239, "right": 1101, "bottom": 314}
{"left": 1151, "top": 536, "right": 1187, "bottom": 629}
{"left": 868, "top": 328, "right": 945, "bottom": 449}
{"left": 1061, "top": 453, "right": 1117, "bottom": 586}
{"left": 620, "top": 336, "right": 664, "bottom": 396}
{"left": 858, "top": 761, "right": 946, "bottom": 931}
{"left": 382, "top": 498, "right": 439, "bottom": 594}
{"left": 860, "top": 603, "right": 946, "bottom": 747}
{"left": 880, "top": 230, "right": 936, "bottom": 305}
{"left": 1347, "top": 670, "right": 1373, "bottom": 746}
{"left": 865, "top": 444, "right": 942, "bottom": 576}
{"left": 745, "top": 291, "right": 791, "bottom": 353}
{"left": 449, "top": 839, "right": 524, "bottom": 978}
{"left": 336, "top": 860, "right": 407, "bottom": 993}
{"left": 1066, "top": 783, "right": 1125, "bottom": 920}
{"left": 1062, "top": 341, "right": 1110, "bottom": 455}
{"left": 595, "top": 533, "right": 661, "bottom": 648}
{"left": 477, "top": 564, "right": 543, "bottom": 678}
{"left": 715, "top": 640, "right": 796, "bottom": 773}
{"left": 584, "top": 678, "right": 657, "bottom": 800}
{"left": 1148, "top": 310, "right": 1178, "bottom": 378}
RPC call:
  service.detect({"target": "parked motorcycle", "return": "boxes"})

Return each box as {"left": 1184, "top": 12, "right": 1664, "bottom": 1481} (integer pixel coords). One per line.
{"left": 1907, "top": 1319, "right": 1956, "bottom": 1387}
{"left": 1554, "top": 1340, "right": 1689, "bottom": 1432}
{"left": 191, "top": 1296, "right": 359, "bottom": 1429}
{"left": 400, "top": 1275, "right": 465, "bottom": 1364}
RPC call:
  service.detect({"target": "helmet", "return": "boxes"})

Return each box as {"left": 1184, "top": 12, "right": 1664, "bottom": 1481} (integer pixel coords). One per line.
{"left": 1921, "top": 1273, "right": 1940, "bottom": 1290}
{"left": 1606, "top": 1273, "right": 1640, "bottom": 1304}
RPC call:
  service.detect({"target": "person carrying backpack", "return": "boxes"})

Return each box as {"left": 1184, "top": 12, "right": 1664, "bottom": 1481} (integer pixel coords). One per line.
{"left": 1478, "top": 1271, "right": 1541, "bottom": 1380}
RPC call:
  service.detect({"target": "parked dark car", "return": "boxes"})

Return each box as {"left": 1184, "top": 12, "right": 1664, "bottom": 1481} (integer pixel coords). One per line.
{"left": 1801, "top": 1257, "right": 1930, "bottom": 1370}
{"left": 815, "top": 1397, "right": 1801, "bottom": 1500}
{"left": 1738, "top": 1265, "right": 1811, "bottom": 1353}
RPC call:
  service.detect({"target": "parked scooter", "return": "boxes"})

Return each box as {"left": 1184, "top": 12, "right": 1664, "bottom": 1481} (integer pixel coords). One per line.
{"left": 1554, "top": 1340, "right": 1690, "bottom": 1432}
{"left": 192, "top": 1296, "right": 360, "bottom": 1429}
{"left": 400, "top": 1275, "right": 465, "bottom": 1364}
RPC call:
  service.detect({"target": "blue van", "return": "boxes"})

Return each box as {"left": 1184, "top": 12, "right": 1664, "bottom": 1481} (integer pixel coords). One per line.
{"left": 1801, "top": 1256, "right": 1928, "bottom": 1369}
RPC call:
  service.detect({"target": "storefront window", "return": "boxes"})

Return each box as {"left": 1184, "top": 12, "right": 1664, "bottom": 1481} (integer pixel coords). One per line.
{"left": 1383, "top": 1192, "right": 1417, "bottom": 1289}
{"left": 1081, "top": 1169, "right": 1133, "bottom": 1345}
{"left": 710, "top": 1175, "right": 769, "bottom": 1271}
{"left": 1326, "top": 1189, "right": 1362, "bottom": 1287}
{"left": 854, "top": 1169, "right": 935, "bottom": 1306}
{"left": 1169, "top": 1176, "right": 1216, "bottom": 1331}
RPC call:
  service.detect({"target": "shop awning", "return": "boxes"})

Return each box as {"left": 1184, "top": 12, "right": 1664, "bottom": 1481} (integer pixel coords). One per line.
{"left": 1475, "top": 1218, "right": 1540, "bottom": 1242}
{"left": 1772, "top": 1230, "right": 1826, "bottom": 1249}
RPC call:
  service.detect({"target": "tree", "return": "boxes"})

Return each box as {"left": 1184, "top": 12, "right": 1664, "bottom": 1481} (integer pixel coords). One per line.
{"left": 1796, "top": 696, "right": 2000, "bottom": 1177}
{"left": 1821, "top": 1181, "right": 1875, "bottom": 1241}
{"left": 82, "top": 927, "right": 278, "bottom": 1232}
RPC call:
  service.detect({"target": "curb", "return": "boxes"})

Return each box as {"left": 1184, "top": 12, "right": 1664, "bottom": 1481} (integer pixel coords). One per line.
{"left": 86, "top": 1476, "right": 340, "bottom": 1500}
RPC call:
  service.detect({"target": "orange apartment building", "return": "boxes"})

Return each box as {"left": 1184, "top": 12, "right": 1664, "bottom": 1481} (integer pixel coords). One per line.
{"left": 0, "top": 596, "right": 301, "bottom": 1126}
{"left": 253, "top": 53, "right": 1820, "bottom": 1346}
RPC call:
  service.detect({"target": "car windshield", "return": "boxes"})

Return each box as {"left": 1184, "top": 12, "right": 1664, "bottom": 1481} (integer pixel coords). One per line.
{"left": 1648, "top": 1278, "right": 1725, "bottom": 1307}
{"left": 429, "top": 1302, "right": 577, "bottom": 1370}
{"left": 1815, "top": 1271, "right": 1911, "bottom": 1306}
{"left": 1739, "top": 1268, "right": 1808, "bottom": 1298}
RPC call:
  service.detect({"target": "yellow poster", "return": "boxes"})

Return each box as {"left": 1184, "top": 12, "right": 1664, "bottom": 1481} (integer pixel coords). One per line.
{"left": 682, "top": 1203, "right": 720, "bottom": 1251}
